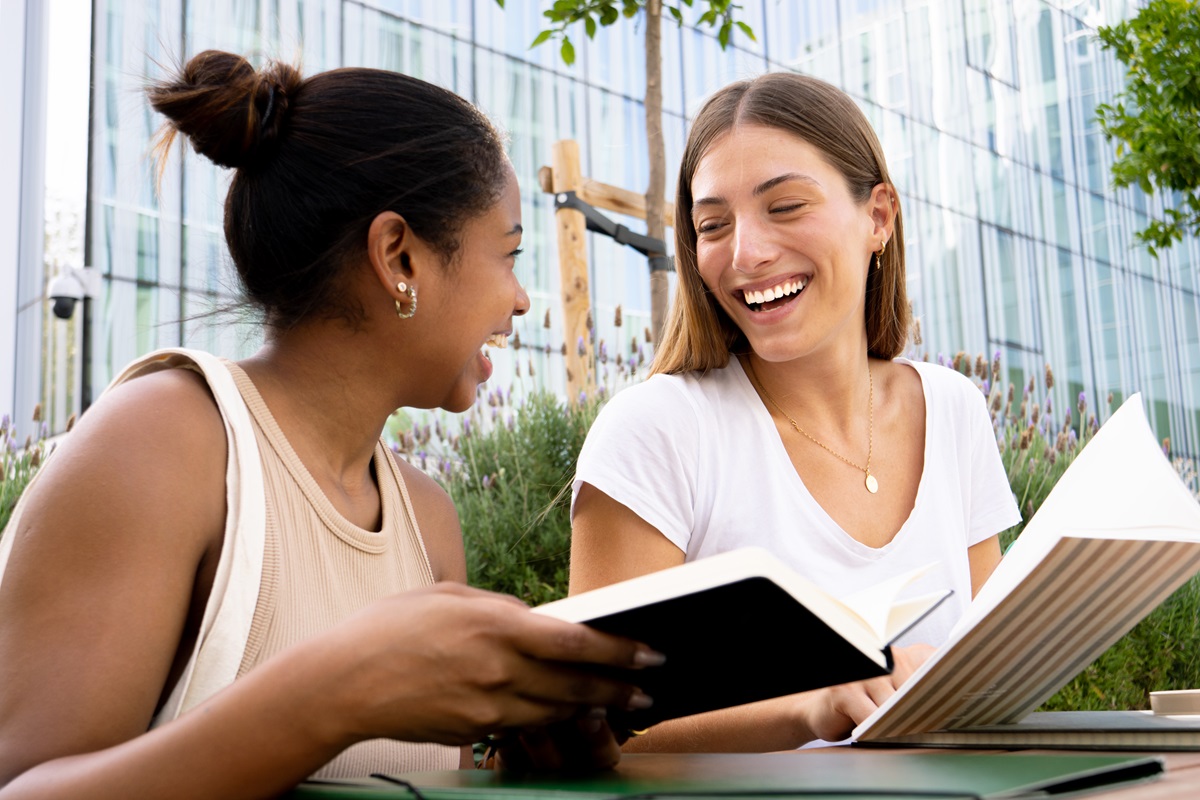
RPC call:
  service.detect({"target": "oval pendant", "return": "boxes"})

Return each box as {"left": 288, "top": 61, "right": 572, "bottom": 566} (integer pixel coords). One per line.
{"left": 865, "top": 473, "right": 879, "bottom": 494}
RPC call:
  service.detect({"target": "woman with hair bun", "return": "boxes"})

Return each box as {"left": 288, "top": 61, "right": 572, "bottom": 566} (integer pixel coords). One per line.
{"left": 0, "top": 51, "right": 661, "bottom": 796}
{"left": 570, "top": 73, "right": 1019, "bottom": 752}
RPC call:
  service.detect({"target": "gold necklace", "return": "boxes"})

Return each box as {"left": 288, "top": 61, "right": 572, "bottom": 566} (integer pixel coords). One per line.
{"left": 745, "top": 359, "right": 879, "bottom": 494}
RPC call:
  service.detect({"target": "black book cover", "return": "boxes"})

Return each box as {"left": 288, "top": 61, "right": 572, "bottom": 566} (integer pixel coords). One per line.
{"left": 581, "top": 576, "right": 893, "bottom": 731}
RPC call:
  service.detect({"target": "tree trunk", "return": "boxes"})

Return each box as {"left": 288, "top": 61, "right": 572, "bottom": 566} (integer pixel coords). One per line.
{"left": 644, "top": 0, "right": 669, "bottom": 346}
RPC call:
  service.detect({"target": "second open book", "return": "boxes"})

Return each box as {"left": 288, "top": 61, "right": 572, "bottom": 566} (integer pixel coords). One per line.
{"left": 851, "top": 394, "right": 1200, "bottom": 745}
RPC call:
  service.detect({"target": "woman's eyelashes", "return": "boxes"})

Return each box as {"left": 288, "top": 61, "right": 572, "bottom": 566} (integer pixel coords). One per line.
{"left": 696, "top": 199, "right": 810, "bottom": 234}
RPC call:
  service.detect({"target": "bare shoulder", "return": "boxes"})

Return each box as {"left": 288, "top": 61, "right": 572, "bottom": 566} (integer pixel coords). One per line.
{"left": 13, "top": 366, "right": 228, "bottom": 562}
{"left": 387, "top": 450, "right": 466, "bottom": 582}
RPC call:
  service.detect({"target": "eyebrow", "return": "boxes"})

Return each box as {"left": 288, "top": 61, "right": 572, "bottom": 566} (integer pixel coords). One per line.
{"left": 506, "top": 224, "right": 524, "bottom": 236}
{"left": 692, "top": 172, "right": 822, "bottom": 211}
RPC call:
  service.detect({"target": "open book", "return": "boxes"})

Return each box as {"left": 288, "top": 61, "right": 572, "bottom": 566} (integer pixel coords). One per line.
{"left": 534, "top": 548, "right": 951, "bottom": 730}
{"left": 854, "top": 394, "right": 1200, "bottom": 747}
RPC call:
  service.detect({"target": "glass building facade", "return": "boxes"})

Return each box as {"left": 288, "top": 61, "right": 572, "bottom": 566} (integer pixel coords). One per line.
{"left": 75, "top": 0, "right": 1200, "bottom": 455}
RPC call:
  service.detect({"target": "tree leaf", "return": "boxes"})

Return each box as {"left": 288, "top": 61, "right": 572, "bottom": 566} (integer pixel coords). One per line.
{"left": 600, "top": 5, "right": 619, "bottom": 25}
{"left": 585, "top": 14, "right": 597, "bottom": 38}
{"left": 718, "top": 19, "right": 731, "bottom": 48}
{"left": 529, "top": 29, "right": 554, "bottom": 48}
{"left": 493, "top": 0, "right": 504, "bottom": 8}
{"left": 561, "top": 36, "right": 576, "bottom": 65}
{"left": 735, "top": 20, "right": 756, "bottom": 41}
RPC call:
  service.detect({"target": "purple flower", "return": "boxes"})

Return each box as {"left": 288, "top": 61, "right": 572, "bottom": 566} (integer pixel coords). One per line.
{"left": 482, "top": 474, "right": 492, "bottom": 489}
{"left": 981, "top": 379, "right": 990, "bottom": 395}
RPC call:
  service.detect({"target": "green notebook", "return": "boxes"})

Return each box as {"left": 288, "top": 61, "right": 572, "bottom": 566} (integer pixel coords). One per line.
{"left": 288, "top": 751, "right": 1162, "bottom": 799}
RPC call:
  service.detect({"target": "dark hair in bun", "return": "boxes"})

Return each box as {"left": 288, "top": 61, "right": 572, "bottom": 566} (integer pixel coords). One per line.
{"left": 148, "top": 50, "right": 509, "bottom": 329}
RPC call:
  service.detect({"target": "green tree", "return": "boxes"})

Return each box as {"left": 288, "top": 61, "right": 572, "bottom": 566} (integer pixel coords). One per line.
{"left": 1096, "top": 0, "right": 1200, "bottom": 256}
{"left": 495, "top": 0, "right": 753, "bottom": 343}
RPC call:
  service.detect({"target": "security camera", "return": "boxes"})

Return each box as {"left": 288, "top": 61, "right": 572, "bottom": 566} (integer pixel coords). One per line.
{"left": 49, "top": 274, "right": 82, "bottom": 320}
{"left": 47, "top": 266, "right": 99, "bottom": 321}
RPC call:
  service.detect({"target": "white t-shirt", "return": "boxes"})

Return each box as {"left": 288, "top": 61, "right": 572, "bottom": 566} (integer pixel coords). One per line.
{"left": 572, "top": 357, "right": 1021, "bottom": 648}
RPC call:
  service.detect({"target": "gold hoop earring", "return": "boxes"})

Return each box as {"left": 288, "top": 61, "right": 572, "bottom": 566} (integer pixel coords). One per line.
{"left": 395, "top": 281, "right": 417, "bottom": 319}
{"left": 875, "top": 239, "right": 887, "bottom": 271}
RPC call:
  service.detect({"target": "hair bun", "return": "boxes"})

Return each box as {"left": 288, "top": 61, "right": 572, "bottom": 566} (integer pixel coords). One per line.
{"left": 148, "top": 50, "right": 303, "bottom": 170}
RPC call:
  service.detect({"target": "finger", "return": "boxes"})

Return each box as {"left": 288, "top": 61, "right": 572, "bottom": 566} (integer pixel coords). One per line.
{"left": 890, "top": 643, "right": 936, "bottom": 684}
{"left": 510, "top": 614, "right": 665, "bottom": 670}
{"left": 434, "top": 581, "right": 531, "bottom": 609}
{"left": 829, "top": 685, "right": 880, "bottom": 728}
{"left": 863, "top": 676, "right": 896, "bottom": 707}
{"left": 511, "top": 660, "right": 654, "bottom": 713}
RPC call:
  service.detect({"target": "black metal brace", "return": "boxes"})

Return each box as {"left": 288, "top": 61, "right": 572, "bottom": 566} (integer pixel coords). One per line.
{"left": 554, "top": 191, "right": 674, "bottom": 272}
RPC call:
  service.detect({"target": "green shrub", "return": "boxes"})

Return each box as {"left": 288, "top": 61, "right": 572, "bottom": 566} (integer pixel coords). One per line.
{"left": 394, "top": 387, "right": 602, "bottom": 607}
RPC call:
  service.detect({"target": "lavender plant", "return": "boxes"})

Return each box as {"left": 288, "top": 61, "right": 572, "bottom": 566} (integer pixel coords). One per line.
{"left": 1, "top": 406, "right": 53, "bottom": 534}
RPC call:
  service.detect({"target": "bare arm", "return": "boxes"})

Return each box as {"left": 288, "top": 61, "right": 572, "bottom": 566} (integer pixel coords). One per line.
{"left": 968, "top": 535, "right": 1002, "bottom": 597}
{"left": 393, "top": 454, "right": 468, "bottom": 584}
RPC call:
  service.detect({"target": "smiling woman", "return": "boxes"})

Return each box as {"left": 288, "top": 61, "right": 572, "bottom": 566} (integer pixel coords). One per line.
{"left": 0, "top": 51, "right": 662, "bottom": 798}
{"left": 569, "top": 73, "right": 1020, "bottom": 753}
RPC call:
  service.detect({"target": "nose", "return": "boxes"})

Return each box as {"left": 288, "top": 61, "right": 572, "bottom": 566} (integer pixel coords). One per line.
{"left": 730, "top": 216, "right": 778, "bottom": 274}
{"left": 513, "top": 282, "right": 531, "bottom": 317}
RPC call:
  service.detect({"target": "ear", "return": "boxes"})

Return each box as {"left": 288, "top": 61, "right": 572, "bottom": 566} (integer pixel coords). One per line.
{"left": 866, "top": 182, "right": 896, "bottom": 249}
{"left": 366, "top": 211, "right": 432, "bottom": 302}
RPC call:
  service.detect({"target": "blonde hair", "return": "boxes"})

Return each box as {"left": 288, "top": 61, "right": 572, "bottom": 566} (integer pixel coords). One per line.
{"left": 652, "top": 73, "right": 910, "bottom": 376}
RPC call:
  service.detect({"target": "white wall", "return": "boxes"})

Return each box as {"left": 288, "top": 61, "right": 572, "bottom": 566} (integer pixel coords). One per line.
{"left": 0, "top": 0, "right": 49, "bottom": 435}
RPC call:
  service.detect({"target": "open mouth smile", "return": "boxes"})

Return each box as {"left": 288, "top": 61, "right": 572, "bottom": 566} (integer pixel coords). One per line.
{"left": 481, "top": 332, "right": 509, "bottom": 363}
{"left": 740, "top": 277, "right": 808, "bottom": 312}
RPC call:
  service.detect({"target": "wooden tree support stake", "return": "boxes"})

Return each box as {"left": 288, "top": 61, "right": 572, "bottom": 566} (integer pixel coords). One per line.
{"left": 540, "top": 140, "right": 674, "bottom": 404}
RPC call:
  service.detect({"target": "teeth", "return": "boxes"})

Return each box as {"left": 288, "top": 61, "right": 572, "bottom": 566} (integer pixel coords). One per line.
{"left": 743, "top": 278, "right": 807, "bottom": 307}
{"left": 485, "top": 333, "right": 508, "bottom": 349}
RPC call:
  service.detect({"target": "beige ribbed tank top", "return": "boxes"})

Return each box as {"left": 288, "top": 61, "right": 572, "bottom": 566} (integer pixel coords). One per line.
{"left": 226, "top": 363, "right": 460, "bottom": 778}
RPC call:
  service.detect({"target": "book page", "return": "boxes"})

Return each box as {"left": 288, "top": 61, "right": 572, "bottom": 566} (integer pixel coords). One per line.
{"left": 964, "top": 393, "right": 1200, "bottom": 630}
{"left": 854, "top": 395, "right": 1200, "bottom": 742}
{"left": 837, "top": 563, "right": 939, "bottom": 641}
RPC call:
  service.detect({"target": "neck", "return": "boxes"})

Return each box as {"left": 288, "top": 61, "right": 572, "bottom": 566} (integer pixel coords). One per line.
{"left": 238, "top": 322, "right": 400, "bottom": 482}
{"left": 742, "top": 347, "right": 873, "bottom": 434}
